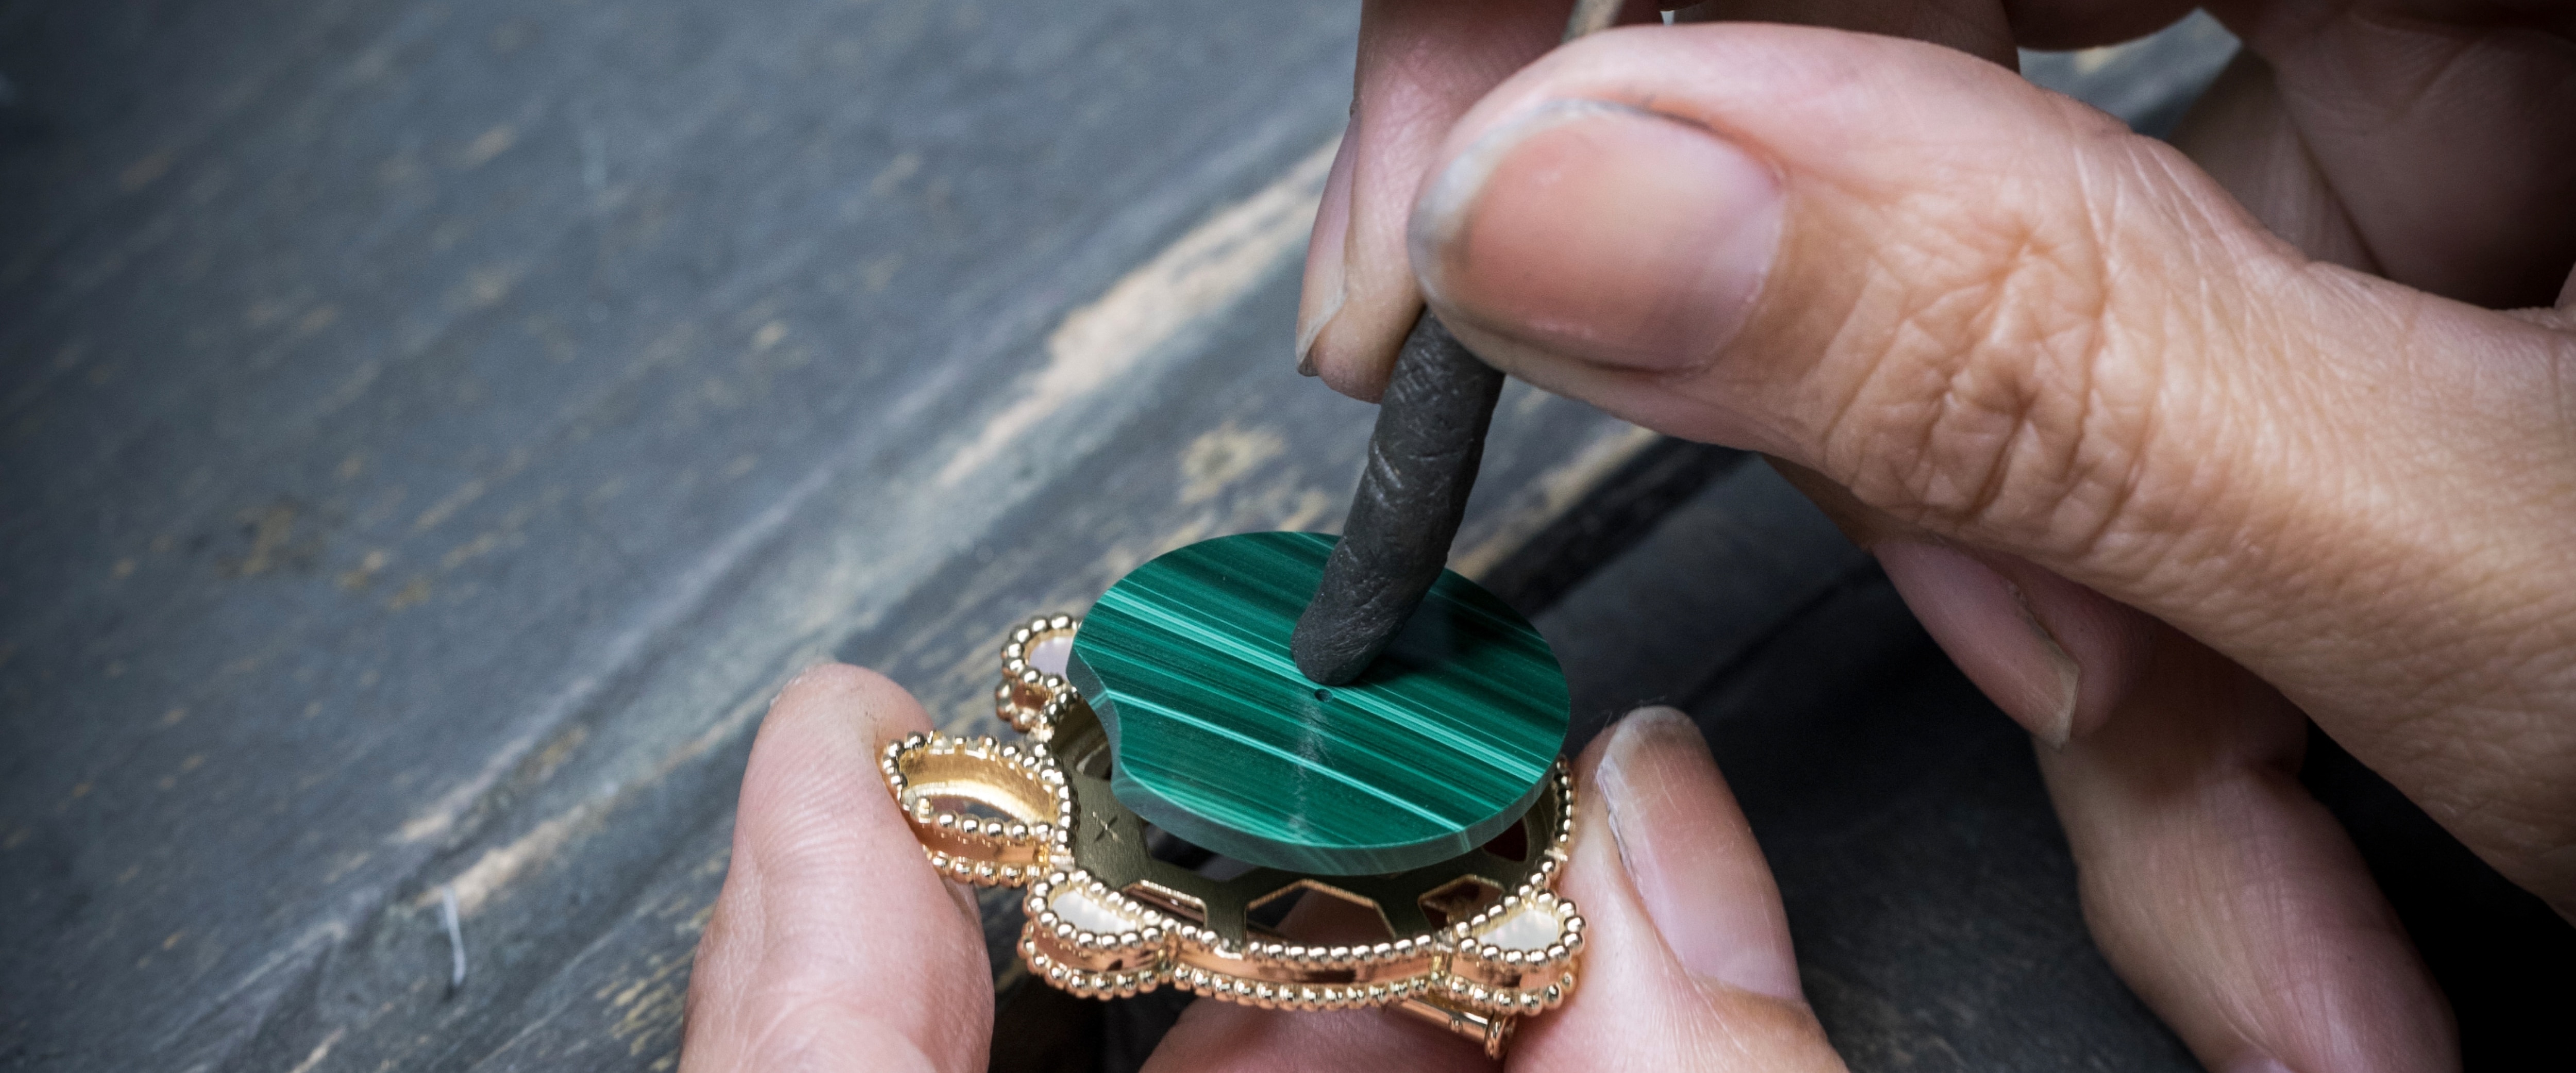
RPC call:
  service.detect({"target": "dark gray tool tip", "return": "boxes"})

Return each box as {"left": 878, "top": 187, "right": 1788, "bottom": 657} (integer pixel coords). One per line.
{"left": 1292, "top": 311, "right": 1504, "bottom": 685}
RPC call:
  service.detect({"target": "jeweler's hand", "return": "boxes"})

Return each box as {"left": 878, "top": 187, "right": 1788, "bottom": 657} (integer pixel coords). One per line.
{"left": 679, "top": 669, "right": 1852, "bottom": 1071}
{"left": 1296, "top": 4, "right": 2576, "bottom": 1072}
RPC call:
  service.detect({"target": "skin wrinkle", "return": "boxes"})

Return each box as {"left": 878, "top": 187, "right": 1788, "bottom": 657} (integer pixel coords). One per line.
{"left": 2007, "top": 211, "right": 2123, "bottom": 555}
{"left": 1493, "top": 4, "right": 2576, "bottom": 1046}
{"left": 2061, "top": 705, "right": 2428, "bottom": 1072}
{"left": 1837, "top": 196, "right": 2001, "bottom": 487}
{"left": 2102, "top": 142, "right": 2287, "bottom": 597}
{"left": 1855, "top": 275, "right": 1985, "bottom": 511}
{"left": 1858, "top": 170, "right": 2139, "bottom": 557}
{"left": 1950, "top": 222, "right": 2062, "bottom": 536}
{"left": 2276, "top": 299, "right": 2576, "bottom": 723}
{"left": 684, "top": 853, "right": 762, "bottom": 1054}
{"left": 2058, "top": 139, "right": 2176, "bottom": 559}
{"left": 2071, "top": 133, "right": 2298, "bottom": 560}
{"left": 1797, "top": 197, "right": 1917, "bottom": 477}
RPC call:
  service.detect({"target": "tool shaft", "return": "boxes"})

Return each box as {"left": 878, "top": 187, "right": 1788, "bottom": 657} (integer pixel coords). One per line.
{"left": 1291, "top": 0, "right": 1624, "bottom": 685}
{"left": 1293, "top": 314, "right": 1504, "bottom": 684}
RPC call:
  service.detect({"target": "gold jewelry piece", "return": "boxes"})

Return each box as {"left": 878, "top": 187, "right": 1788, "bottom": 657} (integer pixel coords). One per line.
{"left": 881, "top": 615, "right": 1588, "bottom": 1056}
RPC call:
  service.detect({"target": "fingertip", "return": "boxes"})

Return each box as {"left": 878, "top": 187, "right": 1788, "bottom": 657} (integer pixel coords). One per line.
{"left": 1316, "top": 0, "right": 1573, "bottom": 404}
{"left": 1411, "top": 98, "right": 1783, "bottom": 375}
{"left": 750, "top": 662, "right": 932, "bottom": 772}
{"left": 1875, "top": 542, "right": 2155, "bottom": 746}
{"left": 768, "top": 661, "right": 922, "bottom": 729}
{"left": 1306, "top": 306, "right": 1404, "bottom": 402}
{"left": 686, "top": 663, "right": 993, "bottom": 1073}
{"left": 1514, "top": 708, "right": 1839, "bottom": 1071}
{"left": 1876, "top": 542, "right": 2081, "bottom": 744}
{"left": 1297, "top": 129, "right": 1358, "bottom": 379}
{"left": 1589, "top": 707, "right": 1804, "bottom": 1001}
{"left": 2040, "top": 639, "right": 2456, "bottom": 1073}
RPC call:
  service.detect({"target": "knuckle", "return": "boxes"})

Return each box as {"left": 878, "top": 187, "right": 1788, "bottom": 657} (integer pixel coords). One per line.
{"left": 1817, "top": 184, "right": 2162, "bottom": 555}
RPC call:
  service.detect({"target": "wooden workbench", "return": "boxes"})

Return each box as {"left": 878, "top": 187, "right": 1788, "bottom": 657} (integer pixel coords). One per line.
{"left": 1, "top": 4, "right": 2562, "bottom": 1069}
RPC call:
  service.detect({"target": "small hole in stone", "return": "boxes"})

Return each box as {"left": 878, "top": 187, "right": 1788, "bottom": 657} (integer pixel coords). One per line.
{"left": 1313, "top": 688, "right": 1331, "bottom": 703}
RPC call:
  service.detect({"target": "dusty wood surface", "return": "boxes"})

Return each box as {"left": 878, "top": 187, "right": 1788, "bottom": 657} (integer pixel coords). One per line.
{"left": 4, "top": 4, "right": 2564, "bottom": 1072}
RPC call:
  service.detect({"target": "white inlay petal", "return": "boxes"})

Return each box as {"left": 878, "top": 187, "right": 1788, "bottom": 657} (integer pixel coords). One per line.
{"left": 1479, "top": 904, "right": 1562, "bottom": 951}
{"left": 1029, "top": 635, "right": 1073, "bottom": 677}
{"left": 1052, "top": 887, "right": 1139, "bottom": 934}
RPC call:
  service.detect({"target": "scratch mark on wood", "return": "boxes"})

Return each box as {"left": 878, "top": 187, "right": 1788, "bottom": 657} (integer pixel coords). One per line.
{"left": 396, "top": 727, "right": 548, "bottom": 844}
{"left": 322, "top": 851, "right": 370, "bottom": 882}
{"left": 439, "top": 806, "right": 592, "bottom": 916}
{"left": 459, "top": 124, "right": 519, "bottom": 168}
{"left": 284, "top": 1027, "right": 346, "bottom": 1073}
{"left": 336, "top": 550, "right": 390, "bottom": 591}
{"left": 414, "top": 449, "right": 532, "bottom": 531}
{"left": 385, "top": 577, "right": 431, "bottom": 610}
{"left": 452, "top": 262, "right": 526, "bottom": 311}
{"left": 603, "top": 950, "right": 691, "bottom": 1057}
{"left": 419, "top": 689, "right": 770, "bottom": 914}
{"left": 933, "top": 141, "right": 1335, "bottom": 488}
{"left": 1178, "top": 422, "right": 1286, "bottom": 505}
{"left": 870, "top": 151, "right": 923, "bottom": 196}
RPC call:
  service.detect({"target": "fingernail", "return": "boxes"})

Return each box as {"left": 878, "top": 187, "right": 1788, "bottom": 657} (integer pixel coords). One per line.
{"left": 1411, "top": 100, "right": 1782, "bottom": 371}
{"left": 1875, "top": 540, "right": 2082, "bottom": 745}
{"left": 1598, "top": 706, "right": 1804, "bottom": 1000}
{"left": 1294, "top": 126, "right": 1358, "bottom": 376}
{"left": 2223, "top": 1057, "right": 2293, "bottom": 1073}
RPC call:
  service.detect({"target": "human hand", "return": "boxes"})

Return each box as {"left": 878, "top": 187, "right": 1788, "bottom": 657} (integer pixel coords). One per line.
{"left": 680, "top": 666, "right": 1857, "bottom": 1071}
{"left": 1295, "top": 4, "right": 2575, "bottom": 1071}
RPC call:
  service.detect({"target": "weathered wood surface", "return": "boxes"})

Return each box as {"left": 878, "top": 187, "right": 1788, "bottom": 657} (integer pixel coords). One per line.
{"left": 3, "top": 4, "right": 2563, "bottom": 1072}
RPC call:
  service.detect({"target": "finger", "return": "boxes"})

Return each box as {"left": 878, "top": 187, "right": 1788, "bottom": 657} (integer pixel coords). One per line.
{"left": 1404, "top": 24, "right": 2576, "bottom": 909}
{"left": 2039, "top": 631, "right": 2457, "bottom": 1073}
{"left": 680, "top": 665, "right": 991, "bottom": 1073}
{"left": 1675, "top": 0, "right": 2199, "bottom": 55}
{"left": 1788, "top": 453, "right": 2453, "bottom": 1069}
{"left": 1773, "top": 458, "right": 2156, "bottom": 746}
{"left": 1513, "top": 707, "right": 1843, "bottom": 1071}
{"left": 1299, "top": 0, "right": 1659, "bottom": 400}
{"left": 1673, "top": 0, "right": 2022, "bottom": 65}
{"left": 2166, "top": 52, "right": 2380, "bottom": 277}
{"left": 2199, "top": 0, "right": 2576, "bottom": 308}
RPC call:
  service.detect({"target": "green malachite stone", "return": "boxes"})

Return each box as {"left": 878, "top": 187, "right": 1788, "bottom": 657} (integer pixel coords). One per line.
{"left": 1067, "top": 531, "right": 1569, "bottom": 876}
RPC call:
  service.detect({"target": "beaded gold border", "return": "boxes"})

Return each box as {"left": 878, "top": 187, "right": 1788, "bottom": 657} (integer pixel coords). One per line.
{"left": 886, "top": 615, "right": 1586, "bottom": 1057}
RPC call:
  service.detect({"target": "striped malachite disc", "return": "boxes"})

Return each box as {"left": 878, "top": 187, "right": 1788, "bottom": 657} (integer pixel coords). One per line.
{"left": 1067, "top": 531, "right": 1569, "bottom": 876}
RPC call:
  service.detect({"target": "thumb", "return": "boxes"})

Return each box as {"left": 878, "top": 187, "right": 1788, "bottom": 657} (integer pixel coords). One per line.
{"left": 680, "top": 666, "right": 992, "bottom": 1072}
{"left": 1409, "top": 25, "right": 2576, "bottom": 907}
{"left": 1514, "top": 706, "right": 1842, "bottom": 1071}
